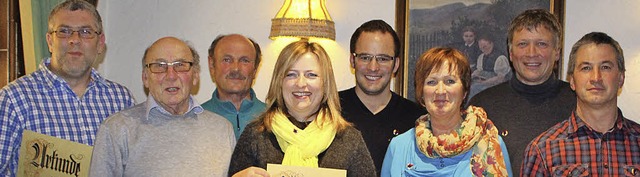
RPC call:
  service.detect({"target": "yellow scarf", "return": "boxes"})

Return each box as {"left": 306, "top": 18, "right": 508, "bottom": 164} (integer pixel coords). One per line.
{"left": 271, "top": 111, "right": 336, "bottom": 167}
{"left": 415, "top": 106, "right": 508, "bottom": 177}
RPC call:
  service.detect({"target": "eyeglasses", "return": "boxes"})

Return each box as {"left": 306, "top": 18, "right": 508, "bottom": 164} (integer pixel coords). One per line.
{"left": 51, "top": 27, "right": 101, "bottom": 39}
{"left": 352, "top": 53, "right": 396, "bottom": 64}
{"left": 145, "top": 61, "right": 194, "bottom": 73}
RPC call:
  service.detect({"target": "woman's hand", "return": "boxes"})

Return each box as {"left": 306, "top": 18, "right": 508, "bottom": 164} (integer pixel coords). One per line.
{"left": 232, "top": 167, "right": 270, "bottom": 177}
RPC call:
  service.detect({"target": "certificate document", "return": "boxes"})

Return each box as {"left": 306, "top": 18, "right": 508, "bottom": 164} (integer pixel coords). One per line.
{"left": 17, "top": 130, "right": 93, "bottom": 177}
{"left": 267, "top": 163, "right": 346, "bottom": 177}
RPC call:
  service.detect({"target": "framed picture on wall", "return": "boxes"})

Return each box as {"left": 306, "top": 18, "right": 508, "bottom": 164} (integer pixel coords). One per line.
{"left": 394, "top": 0, "right": 564, "bottom": 101}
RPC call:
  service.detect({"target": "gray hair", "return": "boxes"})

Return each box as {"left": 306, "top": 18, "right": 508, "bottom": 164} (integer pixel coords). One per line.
{"left": 567, "top": 32, "right": 625, "bottom": 77}
{"left": 48, "top": 0, "right": 103, "bottom": 33}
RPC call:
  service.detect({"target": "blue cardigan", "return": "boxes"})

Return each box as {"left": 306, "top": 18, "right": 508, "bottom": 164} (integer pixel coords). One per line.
{"left": 381, "top": 128, "right": 513, "bottom": 177}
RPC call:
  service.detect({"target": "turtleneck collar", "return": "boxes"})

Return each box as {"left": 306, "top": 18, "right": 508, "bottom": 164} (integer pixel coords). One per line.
{"left": 510, "top": 73, "right": 562, "bottom": 98}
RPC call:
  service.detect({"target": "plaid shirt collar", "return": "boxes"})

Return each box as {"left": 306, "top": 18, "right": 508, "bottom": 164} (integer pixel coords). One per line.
{"left": 40, "top": 58, "right": 109, "bottom": 91}
{"left": 567, "top": 108, "right": 640, "bottom": 137}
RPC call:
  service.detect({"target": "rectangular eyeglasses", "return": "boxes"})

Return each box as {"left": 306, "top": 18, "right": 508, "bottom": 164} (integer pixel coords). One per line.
{"left": 145, "top": 61, "right": 193, "bottom": 73}
{"left": 352, "top": 53, "right": 396, "bottom": 64}
{"left": 51, "top": 27, "right": 101, "bottom": 39}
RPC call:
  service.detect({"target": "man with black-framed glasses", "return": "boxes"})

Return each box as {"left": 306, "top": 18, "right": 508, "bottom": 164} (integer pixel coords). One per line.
{"left": 339, "top": 19, "right": 425, "bottom": 174}
{"left": 0, "top": 1, "right": 135, "bottom": 176}
{"left": 90, "top": 37, "right": 235, "bottom": 176}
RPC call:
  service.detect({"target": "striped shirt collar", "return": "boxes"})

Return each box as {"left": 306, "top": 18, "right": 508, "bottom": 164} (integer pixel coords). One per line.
{"left": 145, "top": 94, "right": 204, "bottom": 120}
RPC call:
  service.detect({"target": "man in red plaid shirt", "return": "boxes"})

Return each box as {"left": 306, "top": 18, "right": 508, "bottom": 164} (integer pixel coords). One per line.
{"left": 521, "top": 32, "right": 640, "bottom": 176}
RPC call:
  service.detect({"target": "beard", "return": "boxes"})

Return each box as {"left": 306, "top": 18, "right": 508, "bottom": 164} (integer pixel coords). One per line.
{"left": 53, "top": 55, "right": 93, "bottom": 79}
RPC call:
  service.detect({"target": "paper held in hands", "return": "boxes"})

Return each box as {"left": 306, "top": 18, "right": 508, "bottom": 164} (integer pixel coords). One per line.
{"left": 267, "top": 163, "right": 346, "bottom": 177}
{"left": 17, "top": 130, "right": 93, "bottom": 177}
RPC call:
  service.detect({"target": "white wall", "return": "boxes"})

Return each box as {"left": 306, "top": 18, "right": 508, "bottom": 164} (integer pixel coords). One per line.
{"left": 97, "top": 0, "right": 639, "bottom": 123}
{"left": 97, "top": 0, "right": 394, "bottom": 104}
{"left": 563, "top": 0, "right": 640, "bottom": 123}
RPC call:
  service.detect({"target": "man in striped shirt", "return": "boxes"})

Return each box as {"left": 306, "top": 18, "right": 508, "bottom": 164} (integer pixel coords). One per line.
{"left": 0, "top": 1, "right": 135, "bottom": 176}
{"left": 522, "top": 32, "right": 640, "bottom": 176}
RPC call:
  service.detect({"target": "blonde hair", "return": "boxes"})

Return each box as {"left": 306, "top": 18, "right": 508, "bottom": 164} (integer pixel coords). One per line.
{"left": 256, "top": 40, "right": 351, "bottom": 132}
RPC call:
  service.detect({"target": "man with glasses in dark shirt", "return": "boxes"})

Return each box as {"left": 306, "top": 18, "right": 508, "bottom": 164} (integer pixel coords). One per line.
{"left": 339, "top": 20, "right": 425, "bottom": 174}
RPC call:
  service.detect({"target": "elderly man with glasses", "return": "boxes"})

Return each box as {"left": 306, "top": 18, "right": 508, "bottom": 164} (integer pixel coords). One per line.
{"left": 89, "top": 37, "right": 236, "bottom": 176}
{"left": 0, "top": 1, "right": 135, "bottom": 175}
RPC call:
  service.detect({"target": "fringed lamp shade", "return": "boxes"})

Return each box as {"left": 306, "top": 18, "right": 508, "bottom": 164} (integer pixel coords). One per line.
{"left": 270, "top": 0, "right": 336, "bottom": 40}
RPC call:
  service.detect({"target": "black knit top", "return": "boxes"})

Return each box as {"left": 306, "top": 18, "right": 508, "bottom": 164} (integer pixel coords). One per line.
{"left": 468, "top": 75, "right": 576, "bottom": 176}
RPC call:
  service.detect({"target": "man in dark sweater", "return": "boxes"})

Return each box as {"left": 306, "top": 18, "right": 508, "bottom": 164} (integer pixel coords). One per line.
{"left": 339, "top": 20, "right": 425, "bottom": 174}
{"left": 468, "top": 9, "right": 576, "bottom": 176}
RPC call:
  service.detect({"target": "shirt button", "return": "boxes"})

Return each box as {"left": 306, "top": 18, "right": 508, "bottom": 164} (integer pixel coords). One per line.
{"left": 604, "top": 163, "right": 608, "bottom": 168}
